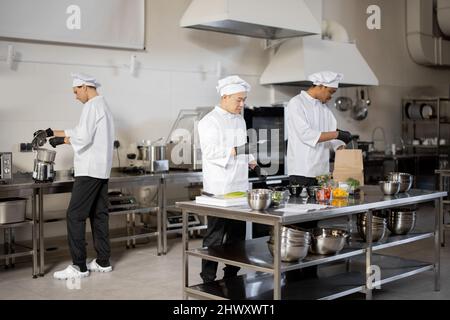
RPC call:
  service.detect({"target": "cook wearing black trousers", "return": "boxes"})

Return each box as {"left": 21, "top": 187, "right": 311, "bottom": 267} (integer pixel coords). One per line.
{"left": 35, "top": 73, "right": 115, "bottom": 280}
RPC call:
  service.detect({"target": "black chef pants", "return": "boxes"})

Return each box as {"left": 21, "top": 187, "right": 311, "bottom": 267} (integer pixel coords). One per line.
{"left": 67, "top": 176, "right": 110, "bottom": 271}
{"left": 200, "top": 217, "right": 246, "bottom": 283}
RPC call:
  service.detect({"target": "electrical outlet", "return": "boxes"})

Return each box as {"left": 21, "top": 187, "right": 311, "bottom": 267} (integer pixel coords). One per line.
{"left": 114, "top": 140, "right": 120, "bottom": 149}
{"left": 20, "top": 143, "right": 33, "bottom": 152}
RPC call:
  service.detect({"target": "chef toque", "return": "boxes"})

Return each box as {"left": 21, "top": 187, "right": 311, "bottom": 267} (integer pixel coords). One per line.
{"left": 216, "top": 75, "right": 251, "bottom": 97}
{"left": 71, "top": 73, "right": 101, "bottom": 88}
{"left": 308, "top": 71, "right": 343, "bottom": 88}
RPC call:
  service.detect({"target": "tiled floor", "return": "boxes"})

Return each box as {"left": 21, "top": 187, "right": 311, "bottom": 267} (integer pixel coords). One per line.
{"left": 1, "top": 205, "right": 449, "bottom": 300}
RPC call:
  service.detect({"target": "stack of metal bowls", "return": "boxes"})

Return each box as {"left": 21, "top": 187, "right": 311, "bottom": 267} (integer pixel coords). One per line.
{"left": 267, "top": 225, "right": 311, "bottom": 262}
{"left": 387, "top": 208, "right": 416, "bottom": 235}
{"left": 309, "top": 228, "right": 349, "bottom": 255}
{"left": 386, "top": 172, "right": 414, "bottom": 193}
{"left": 247, "top": 189, "right": 273, "bottom": 211}
{"left": 357, "top": 213, "right": 387, "bottom": 242}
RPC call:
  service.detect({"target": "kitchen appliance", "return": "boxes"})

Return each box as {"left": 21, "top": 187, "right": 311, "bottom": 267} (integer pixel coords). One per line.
{"left": 0, "top": 152, "right": 12, "bottom": 183}
{"left": 107, "top": 192, "right": 139, "bottom": 212}
{"left": 166, "top": 108, "right": 212, "bottom": 171}
{"left": 136, "top": 139, "right": 169, "bottom": 173}
{"left": 244, "top": 104, "right": 287, "bottom": 178}
{"left": 32, "top": 148, "right": 55, "bottom": 182}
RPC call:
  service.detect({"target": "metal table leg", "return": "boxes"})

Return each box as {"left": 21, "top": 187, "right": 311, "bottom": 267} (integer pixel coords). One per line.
{"left": 162, "top": 179, "right": 168, "bottom": 255}
{"left": 182, "top": 209, "right": 189, "bottom": 300}
{"left": 32, "top": 191, "right": 38, "bottom": 278}
{"left": 3, "top": 229, "right": 9, "bottom": 268}
{"left": 273, "top": 222, "right": 281, "bottom": 300}
{"left": 10, "top": 228, "right": 15, "bottom": 266}
{"left": 365, "top": 210, "right": 373, "bottom": 300}
{"left": 156, "top": 183, "right": 162, "bottom": 255}
{"left": 38, "top": 188, "right": 44, "bottom": 276}
{"left": 435, "top": 199, "right": 441, "bottom": 291}
{"left": 439, "top": 174, "right": 445, "bottom": 247}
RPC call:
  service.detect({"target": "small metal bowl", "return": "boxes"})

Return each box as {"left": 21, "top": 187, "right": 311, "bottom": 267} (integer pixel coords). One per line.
{"left": 387, "top": 172, "right": 414, "bottom": 193}
{"left": 379, "top": 181, "right": 401, "bottom": 195}
{"left": 247, "top": 189, "right": 273, "bottom": 211}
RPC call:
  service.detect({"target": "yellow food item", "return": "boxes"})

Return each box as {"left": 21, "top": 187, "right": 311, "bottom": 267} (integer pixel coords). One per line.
{"left": 332, "top": 188, "right": 349, "bottom": 199}
{"left": 332, "top": 199, "right": 349, "bottom": 207}
{"left": 224, "top": 191, "right": 247, "bottom": 199}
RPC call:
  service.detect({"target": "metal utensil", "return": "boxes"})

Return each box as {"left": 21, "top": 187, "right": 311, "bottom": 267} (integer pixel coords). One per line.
{"left": 351, "top": 89, "right": 369, "bottom": 121}
{"left": 31, "top": 130, "right": 47, "bottom": 149}
{"left": 335, "top": 96, "right": 353, "bottom": 112}
{"left": 35, "top": 148, "right": 56, "bottom": 163}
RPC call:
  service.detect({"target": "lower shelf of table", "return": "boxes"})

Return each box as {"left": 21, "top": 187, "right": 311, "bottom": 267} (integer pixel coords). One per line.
{"left": 187, "top": 232, "right": 434, "bottom": 273}
{"left": 109, "top": 226, "right": 159, "bottom": 243}
{"left": 0, "top": 244, "right": 34, "bottom": 259}
{"left": 185, "top": 254, "right": 433, "bottom": 300}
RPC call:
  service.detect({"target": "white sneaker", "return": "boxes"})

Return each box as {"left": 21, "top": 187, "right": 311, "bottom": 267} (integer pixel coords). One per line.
{"left": 53, "top": 265, "right": 89, "bottom": 280}
{"left": 87, "top": 259, "right": 113, "bottom": 273}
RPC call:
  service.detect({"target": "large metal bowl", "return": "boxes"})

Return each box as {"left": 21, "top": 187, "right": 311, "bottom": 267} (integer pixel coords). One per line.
{"left": 379, "top": 181, "right": 400, "bottom": 195}
{"left": 387, "top": 172, "right": 414, "bottom": 193}
{"left": 267, "top": 241, "right": 309, "bottom": 262}
{"left": 247, "top": 189, "right": 272, "bottom": 211}
{"left": 357, "top": 223, "right": 386, "bottom": 242}
{"left": 309, "top": 228, "right": 349, "bottom": 255}
{"left": 387, "top": 209, "right": 416, "bottom": 235}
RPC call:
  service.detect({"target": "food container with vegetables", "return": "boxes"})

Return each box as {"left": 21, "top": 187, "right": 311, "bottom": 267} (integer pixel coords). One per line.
{"left": 270, "top": 190, "right": 290, "bottom": 208}
{"left": 316, "top": 186, "right": 332, "bottom": 202}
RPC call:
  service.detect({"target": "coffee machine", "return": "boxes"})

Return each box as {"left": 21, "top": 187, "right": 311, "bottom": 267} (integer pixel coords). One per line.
{"left": 32, "top": 148, "right": 56, "bottom": 182}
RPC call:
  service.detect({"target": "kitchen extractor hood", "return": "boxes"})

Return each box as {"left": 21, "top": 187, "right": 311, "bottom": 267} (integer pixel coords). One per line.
{"left": 260, "top": 37, "right": 379, "bottom": 86}
{"left": 180, "top": 0, "right": 321, "bottom": 39}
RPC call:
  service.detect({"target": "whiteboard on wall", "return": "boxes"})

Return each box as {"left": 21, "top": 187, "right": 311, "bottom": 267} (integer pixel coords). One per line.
{"left": 0, "top": 0, "right": 145, "bottom": 50}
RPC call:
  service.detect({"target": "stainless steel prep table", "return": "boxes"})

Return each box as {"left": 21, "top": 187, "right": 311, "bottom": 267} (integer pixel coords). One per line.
{"left": 0, "top": 174, "right": 40, "bottom": 278}
{"left": 177, "top": 186, "right": 446, "bottom": 300}
{"left": 161, "top": 172, "right": 289, "bottom": 254}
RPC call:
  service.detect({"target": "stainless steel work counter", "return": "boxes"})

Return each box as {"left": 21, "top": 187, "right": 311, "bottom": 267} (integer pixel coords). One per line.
{"left": 177, "top": 186, "right": 446, "bottom": 300}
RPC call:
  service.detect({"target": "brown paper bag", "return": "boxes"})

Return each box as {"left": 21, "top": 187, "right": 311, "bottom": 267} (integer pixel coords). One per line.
{"left": 333, "top": 149, "right": 364, "bottom": 186}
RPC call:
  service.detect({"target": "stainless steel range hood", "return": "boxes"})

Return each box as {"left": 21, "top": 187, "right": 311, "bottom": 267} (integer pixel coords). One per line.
{"left": 180, "top": 0, "right": 321, "bottom": 39}
{"left": 260, "top": 37, "right": 379, "bottom": 87}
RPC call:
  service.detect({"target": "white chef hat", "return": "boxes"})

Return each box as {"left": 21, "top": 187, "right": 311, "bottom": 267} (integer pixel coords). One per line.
{"left": 71, "top": 72, "right": 101, "bottom": 88}
{"left": 308, "top": 71, "right": 343, "bottom": 88}
{"left": 216, "top": 75, "right": 251, "bottom": 97}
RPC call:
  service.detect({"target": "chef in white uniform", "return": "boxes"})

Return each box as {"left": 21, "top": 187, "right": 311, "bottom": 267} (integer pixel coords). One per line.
{"left": 36, "top": 73, "right": 115, "bottom": 280}
{"left": 287, "top": 71, "right": 353, "bottom": 188}
{"left": 197, "top": 75, "right": 257, "bottom": 283}
{"left": 286, "top": 71, "right": 353, "bottom": 280}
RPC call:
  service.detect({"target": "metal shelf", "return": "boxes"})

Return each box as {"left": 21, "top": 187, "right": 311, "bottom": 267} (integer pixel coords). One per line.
{"left": 0, "top": 219, "right": 33, "bottom": 229}
{"left": 108, "top": 206, "right": 158, "bottom": 216}
{"left": 0, "top": 243, "right": 33, "bottom": 259}
{"left": 166, "top": 224, "right": 207, "bottom": 235}
{"left": 187, "top": 233, "right": 433, "bottom": 274}
{"left": 186, "top": 255, "right": 432, "bottom": 300}
{"left": 109, "top": 226, "right": 158, "bottom": 243}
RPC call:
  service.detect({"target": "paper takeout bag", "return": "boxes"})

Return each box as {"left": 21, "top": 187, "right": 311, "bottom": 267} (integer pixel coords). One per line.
{"left": 333, "top": 149, "right": 364, "bottom": 186}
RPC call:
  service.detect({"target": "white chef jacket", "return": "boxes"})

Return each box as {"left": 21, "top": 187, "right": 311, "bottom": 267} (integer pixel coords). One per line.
{"left": 65, "top": 96, "right": 115, "bottom": 179}
{"left": 287, "top": 91, "right": 344, "bottom": 178}
{"left": 198, "top": 106, "right": 252, "bottom": 195}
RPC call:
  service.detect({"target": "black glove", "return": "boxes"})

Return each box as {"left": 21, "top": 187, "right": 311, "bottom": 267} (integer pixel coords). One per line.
{"left": 336, "top": 129, "right": 353, "bottom": 144}
{"left": 45, "top": 128, "right": 54, "bottom": 137}
{"left": 254, "top": 165, "right": 268, "bottom": 181}
{"left": 49, "top": 137, "right": 65, "bottom": 148}
{"left": 235, "top": 143, "right": 251, "bottom": 156}
{"left": 33, "top": 128, "right": 54, "bottom": 138}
